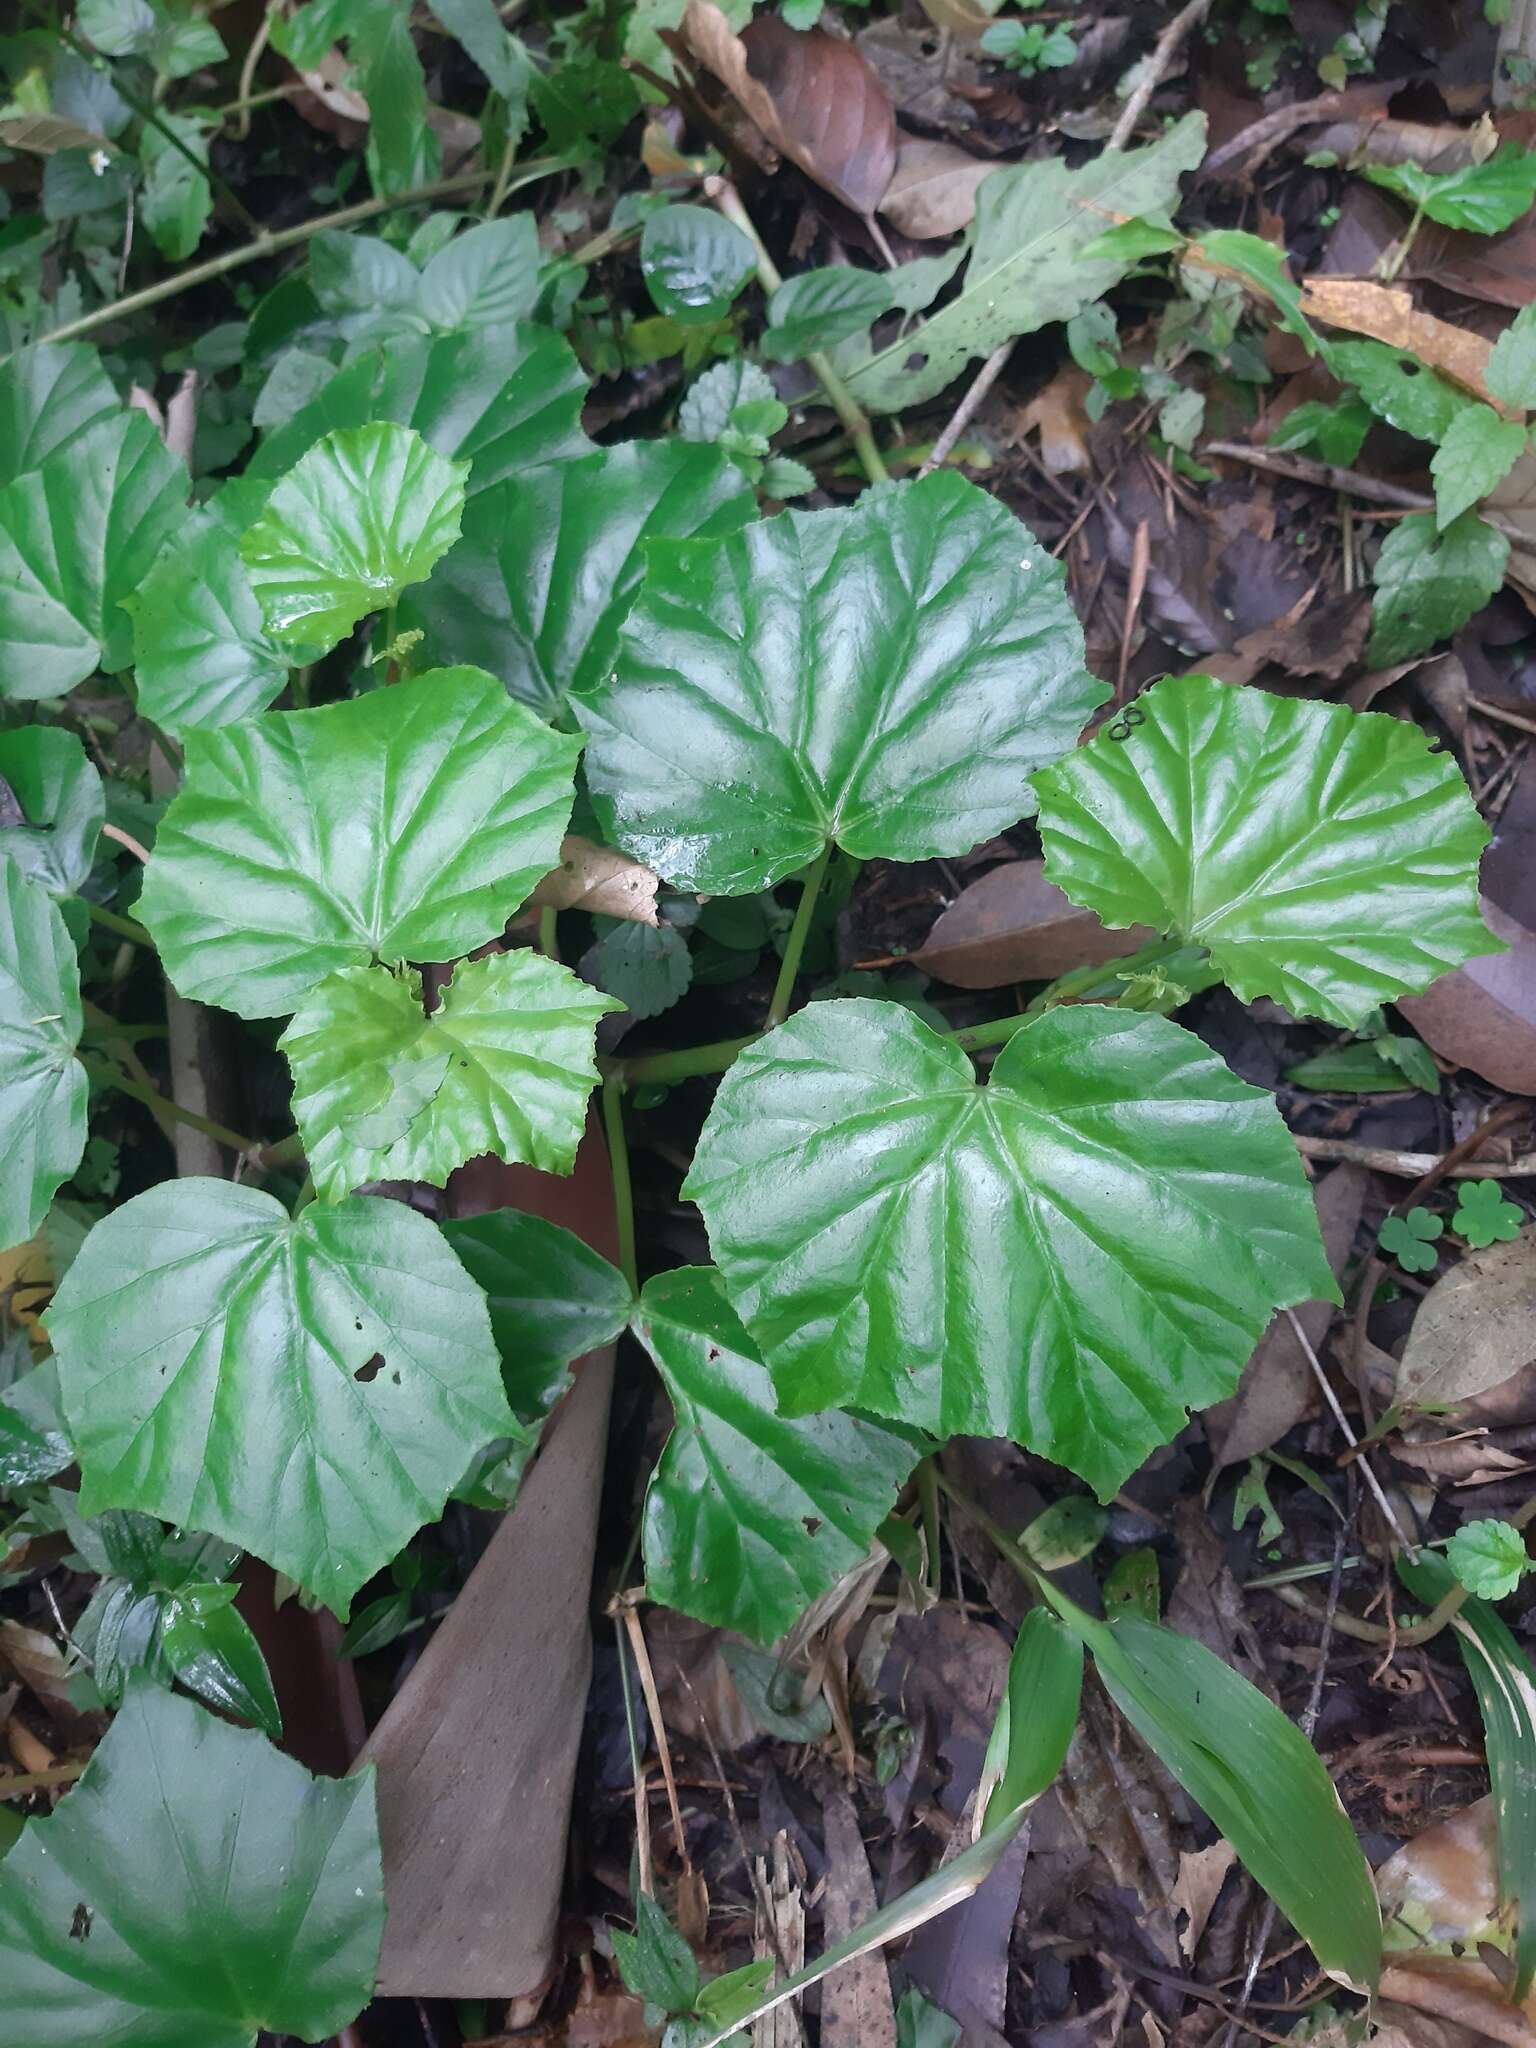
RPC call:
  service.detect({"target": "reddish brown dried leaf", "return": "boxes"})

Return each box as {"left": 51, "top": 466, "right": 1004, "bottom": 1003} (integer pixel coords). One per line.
{"left": 914, "top": 857, "right": 1153, "bottom": 989}
{"left": 1398, "top": 898, "right": 1536, "bottom": 1096}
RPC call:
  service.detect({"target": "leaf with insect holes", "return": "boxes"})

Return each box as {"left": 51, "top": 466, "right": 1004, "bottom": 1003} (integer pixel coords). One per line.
{"left": 280, "top": 952, "right": 621, "bottom": 1202}
{"left": 1430, "top": 405, "right": 1528, "bottom": 529}
{"left": 1369, "top": 511, "right": 1509, "bottom": 666}
{"left": 0, "top": 863, "right": 86, "bottom": 1255}
{"left": 239, "top": 423, "right": 467, "bottom": 651}
{"left": 403, "top": 439, "right": 754, "bottom": 722}
{"left": 1446, "top": 1518, "right": 1530, "bottom": 1601}
{"left": 685, "top": 1000, "right": 1335, "bottom": 1501}
{"left": 1453, "top": 1178, "right": 1524, "bottom": 1247}
{"left": 47, "top": 1180, "right": 513, "bottom": 1612}
{"left": 640, "top": 203, "right": 756, "bottom": 324}
{"left": 1033, "top": 674, "right": 1500, "bottom": 1029}
{"left": 137, "top": 666, "right": 579, "bottom": 1019}
{"left": 0, "top": 726, "right": 103, "bottom": 898}
{"left": 1330, "top": 339, "right": 1473, "bottom": 443}
{"left": 637, "top": 1266, "right": 922, "bottom": 1642}
{"left": 0, "top": 340, "right": 120, "bottom": 485}
{"left": 0, "top": 410, "right": 187, "bottom": 699}
{"left": 0, "top": 1681, "right": 383, "bottom": 2048}
{"left": 578, "top": 471, "right": 1104, "bottom": 894}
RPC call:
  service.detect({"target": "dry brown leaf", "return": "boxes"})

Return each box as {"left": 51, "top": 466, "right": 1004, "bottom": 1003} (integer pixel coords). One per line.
{"left": 683, "top": 2, "right": 897, "bottom": 217}
{"left": 0, "top": 114, "right": 116, "bottom": 157}
{"left": 1010, "top": 366, "right": 1095, "bottom": 475}
{"left": 0, "top": 1622, "right": 74, "bottom": 1707}
{"left": 820, "top": 1789, "right": 897, "bottom": 2048}
{"left": 530, "top": 837, "right": 661, "bottom": 927}
{"left": 1396, "top": 1229, "right": 1536, "bottom": 1411}
{"left": 878, "top": 137, "right": 997, "bottom": 239}
{"left": 1398, "top": 899, "right": 1536, "bottom": 1095}
{"left": 1170, "top": 1840, "right": 1237, "bottom": 1960}
{"left": 1484, "top": 450, "right": 1536, "bottom": 600}
{"left": 1299, "top": 277, "right": 1499, "bottom": 403}
{"left": 914, "top": 858, "right": 1153, "bottom": 989}
{"left": 914, "top": 0, "right": 993, "bottom": 37}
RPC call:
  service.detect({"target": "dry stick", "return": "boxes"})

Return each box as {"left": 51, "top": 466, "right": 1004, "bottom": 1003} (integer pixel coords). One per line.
{"left": 101, "top": 821, "right": 150, "bottom": 864}
{"left": 0, "top": 1763, "right": 85, "bottom": 1799}
{"left": 621, "top": 1606, "right": 697, "bottom": 1896}
{"left": 1292, "top": 1132, "right": 1536, "bottom": 1179}
{"left": 1201, "top": 440, "right": 1432, "bottom": 511}
{"left": 1283, "top": 1308, "right": 1419, "bottom": 1562}
{"left": 920, "top": 0, "right": 1212, "bottom": 480}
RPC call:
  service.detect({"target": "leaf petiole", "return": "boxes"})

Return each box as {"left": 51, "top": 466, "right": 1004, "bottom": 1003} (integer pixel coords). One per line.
{"left": 603, "top": 1077, "right": 639, "bottom": 1295}
{"left": 765, "top": 842, "right": 832, "bottom": 1029}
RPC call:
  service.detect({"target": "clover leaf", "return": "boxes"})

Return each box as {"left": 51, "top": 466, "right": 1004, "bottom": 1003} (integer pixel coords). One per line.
{"left": 1376, "top": 1207, "right": 1444, "bottom": 1273}
{"left": 1452, "top": 1177, "right": 1524, "bottom": 1248}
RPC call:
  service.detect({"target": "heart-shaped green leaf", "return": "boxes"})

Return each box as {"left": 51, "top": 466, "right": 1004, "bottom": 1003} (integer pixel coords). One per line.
{"left": 0, "top": 411, "right": 186, "bottom": 699}
{"left": 637, "top": 1266, "right": 922, "bottom": 1642}
{"left": 0, "top": 340, "right": 120, "bottom": 485}
{"left": 137, "top": 666, "right": 579, "bottom": 1018}
{"left": 578, "top": 471, "right": 1105, "bottom": 893}
{"left": 1, "top": 861, "right": 87, "bottom": 1253}
{"left": 403, "top": 439, "right": 754, "bottom": 722}
{"left": 281, "top": 951, "right": 621, "bottom": 1201}
{"left": 0, "top": 1680, "right": 383, "bottom": 2048}
{"left": 0, "top": 727, "right": 103, "bottom": 896}
{"left": 685, "top": 999, "right": 1333, "bottom": 1500}
{"left": 1033, "top": 673, "right": 1499, "bottom": 1028}
{"left": 248, "top": 328, "right": 593, "bottom": 496}
{"left": 47, "top": 1180, "right": 513, "bottom": 1611}
{"left": 239, "top": 422, "right": 468, "bottom": 650}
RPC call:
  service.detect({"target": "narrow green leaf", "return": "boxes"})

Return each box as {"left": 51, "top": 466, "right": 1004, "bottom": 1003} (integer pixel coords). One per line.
{"left": 685, "top": 999, "right": 1334, "bottom": 1499}
{"left": 1033, "top": 673, "right": 1498, "bottom": 1027}
{"left": 640, "top": 203, "right": 756, "bottom": 324}
{"left": 978, "top": 1608, "right": 1083, "bottom": 1830}
{"left": 47, "top": 1181, "right": 514, "bottom": 1612}
{"left": 354, "top": 0, "right": 440, "bottom": 194}
{"left": 138, "top": 666, "right": 579, "bottom": 1019}
{"left": 1368, "top": 510, "right": 1509, "bottom": 665}
{"left": 1192, "top": 228, "right": 1319, "bottom": 353}
{"left": 0, "top": 727, "right": 103, "bottom": 897}
{"left": 637, "top": 1267, "right": 921, "bottom": 1642}
{"left": 281, "top": 951, "right": 621, "bottom": 1201}
{"left": 158, "top": 1584, "right": 283, "bottom": 1740}
{"left": 0, "top": 341, "right": 120, "bottom": 485}
{"left": 0, "top": 862, "right": 87, "bottom": 1253}
{"left": 1429, "top": 404, "right": 1528, "bottom": 528}
{"left": 239, "top": 422, "right": 468, "bottom": 650}
{"left": 579, "top": 471, "right": 1105, "bottom": 894}
{"left": 0, "top": 1681, "right": 383, "bottom": 2048}
{"left": 1487, "top": 303, "right": 1536, "bottom": 411}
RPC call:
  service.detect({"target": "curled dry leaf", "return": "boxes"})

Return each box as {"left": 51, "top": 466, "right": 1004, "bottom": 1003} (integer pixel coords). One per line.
{"left": 683, "top": 1, "right": 898, "bottom": 218}
{"left": 1398, "top": 898, "right": 1536, "bottom": 1095}
{"left": 914, "top": 857, "right": 1153, "bottom": 988}
{"left": 1299, "top": 277, "right": 1500, "bottom": 404}
{"left": 1011, "top": 366, "right": 1095, "bottom": 476}
{"left": 529, "top": 835, "right": 661, "bottom": 926}
{"left": 1396, "top": 1228, "right": 1536, "bottom": 1410}
{"left": 879, "top": 137, "right": 998, "bottom": 241}
{"left": 0, "top": 1621, "right": 74, "bottom": 1707}
{"left": 1170, "top": 1840, "right": 1237, "bottom": 1961}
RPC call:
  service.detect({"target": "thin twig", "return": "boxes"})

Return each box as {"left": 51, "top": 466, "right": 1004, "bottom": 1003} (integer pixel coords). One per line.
{"left": 919, "top": 345, "right": 1012, "bottom": 478}
{"left": 1106, "top": 0, "right": 1213, "bottom": 150}
{"left": 1202, "top": 440, "right": 1431, "bottom": 511}
{"left": 1283, "top": 1309, "right": 1419, "bottom": 1562}
{"left": 101, "top": 821, "right": 150, "bottom": 864}
{"left": 1470, "top": 693, "right": 1536, "bottom": 740}
{"left": 1292, "top": 1132, "right": 1536, "bottom": 1179}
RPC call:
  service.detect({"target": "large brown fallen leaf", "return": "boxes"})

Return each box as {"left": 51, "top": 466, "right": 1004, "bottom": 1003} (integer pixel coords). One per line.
{"left": 879, "top": 137, "right": 997, "bottom": 240}
{"left": 683, "top": 1, "right": 897, "bottom": 218}
{"left": 1299, "top": 277, "right": 1500, "bottom": 403}
{"left": 1396, "top": 1229, "right": 1536, "bottom": 1411}
{"left": 1398, "top": 900, "right": 1536, "bottom": 1095}
{"left": 820, "top": 1788, "right": 897, "bottom": 2048}
{"left": 913, "top": 857, "right": 1153, "bottom": 988}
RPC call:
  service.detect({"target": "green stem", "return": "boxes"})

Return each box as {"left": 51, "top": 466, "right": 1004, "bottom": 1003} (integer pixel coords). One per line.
{"left": 608, "top": 1002, "right": 1041, "bottom": 1090}
{"left": 7, "top": 162, "right": 569, "bottom": 361}
{"left": 603, "top": 1078, "right": 639, "bottom": 1295}
{"left": 916, "top": 1457, "right": 942, "bottom": 1592}
{"left": 86, "top": 900, "right": 152, "bottom": 947}
{"left": 707, "top": 179, "right": 890, "bottom": 487}
{"left": 83, "top": 1054, "right": 280, "bottom": 1161}
{"left": 1380, "top": 199, "right": 1425, "bottom": 285}
{"left": 765, "top": 843, "right": 832, "bottom": 1029}
{"left": 945, "top": 1012, "right": 1042, "bottom": 1056}
{"left": 931, "top": 1467, "right": 1045, "bottom": 1595}
{"left": 537, "top": 906, "right": 559, "bottom": 960}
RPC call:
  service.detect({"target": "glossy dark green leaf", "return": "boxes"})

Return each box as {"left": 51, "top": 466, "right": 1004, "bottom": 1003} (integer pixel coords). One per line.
{"left": 239, "top": 422, "right": 467, "bottom": 650}
{"left": 640, "top": 203, "right": 755, "bottom": 324}
{"left": 637, "top": 1267, "right": 921, "bottom": 1642}
{"left": 1368, "top": 510, "right": 1509, "bottom": 665}
{"left": 0, "top": 342, "right": 120, "bottom": 485}
{"left": 579, "top": 471, "right": 1103, "bottom": 894}
{"left": 685, "top": 999, "right": 1333, "bottom": 1500}
{"left": 403, "top": 440, "right": 754, "bottom": 722}
{"left": 978, "top": 1609, "right": 1083, "bottom": 1830}
{"left": 47, "top": 1181, "right": 513, "bottom": 1611}
{"left": 0, "top": 1680, "right": 383, "bottom": 2048}
{"left": 0, "top": 727, "right": 103, "bottom": 896}
{"left": 0, "top": 411, "right": 186, "bottom": 698}
{"left": 761, "top": 267, "right": 893, "bottom": 362}
{"left": 281, "top": 951, "right": 620, "bottom": 1200}
{"left": 1033, "top": 673, "right": 1499, "bottom": 1028}
{"left": 1363, "top": 147, "right": 1536, "bottom": 234}
{"left": 249, "top": 328, "right": 593, "bottom": 495}
{"left": 0, "top": 863, "right": 87, "bottom": 1253}
{"left": 137, "top": 666, "right": 579, "bottom": 1018}
{"left": 159, "top": 1584, "right": 283, "bottom": 1740}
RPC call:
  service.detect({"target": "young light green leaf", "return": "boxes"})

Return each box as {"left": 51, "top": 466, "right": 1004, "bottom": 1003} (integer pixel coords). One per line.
{"left": 249, "top": 328, "right": 593, "bottom": 495}
{"left": 239, "top": 422, "right": 468, "bottom": 650}
{"left": 138, "top": 666, "right": 579, "bottom": 1018}
{"left": 0, "top": 1681, "right": 382, "bottom": 2048}
{"left": 1487, "top": 303, "right": 1536, "bottom": 411}
{"left": 0, "top": 727, "right": 103, "bottom": 897}
{"left": 0, "top": 411, "right": 186, "bottom": 699}
{"left": 761, "top": 267, "right": 893, "bottom": 362}
{"left": 1330, "top": 339, "right": 1473, "bottom": 443}
{"left": 1452, "top": 1178, "right": 1524, "bottom": 1247}
{"left": 158, "top": 1584, "right": 283, "bottom": 1740}
{"left": 1190, "top": 228, "right": 1320, "bottom": 353}
{"left": 685, "top": 1000, "right": 1334, "bottom": 1500}
{"left": 977, "top": 1608, "right": 1083, "bottom": 1831}
{"left": 281, "top": 951, "right": 621, "bottom": 1201}
{"left": 1430, "top": 405, "right": 1527, "bottom": 528}
{"left": 637, "top": 1267, "right": 922, "bottom": 1642}
{"left": 403, "top": 440, "right": 754, "bottom": 722}
{"left": 844, "top": 113, "right": 1206, "bottom": 413}
{"left": 1446, "top": 1519, "right": 1530, "bottom": 1601}
{"left": 47, "top": 1180, "right": 513, "bottom": 1612}
{"left": 0, "top": 341, "right": 120, "bottom": 485}
{"left": 1400, "top": 1551, "right": 1536, "bottom": 1997}
{"left": 1033, "top": 674, "right": 1499, "bottom": 1028}
{"left": 579, "top": 471, "right": 1105, "bottom": 895}
{"left": 0, "top": 863, "right": 87, "bottom": 1254}
{"left": 1049, "top": 1601, "right": 1381, "bottom": 1992}
{"left": 1268, "top": 397, "right": 1373, "bottom": 467}
{"left": 1368, "top": 510, "right": 1509, "bottom": 665}
{"left": 640, "top": 203, "right": 756, "bottom": 324}
{"left": 1363, "top": 147, "right": 1536, "bottom": 234}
